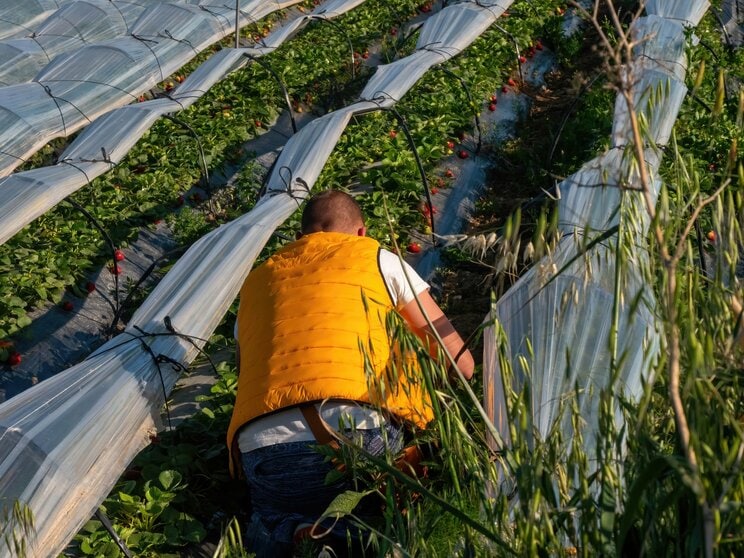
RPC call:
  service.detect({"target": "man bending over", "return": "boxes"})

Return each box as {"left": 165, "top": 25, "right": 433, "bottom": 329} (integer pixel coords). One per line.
{"left": 227, "top": 190, "right": 474, "bottom": 556}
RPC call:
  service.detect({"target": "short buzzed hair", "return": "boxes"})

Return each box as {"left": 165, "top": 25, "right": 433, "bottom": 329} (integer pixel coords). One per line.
{"left": 301, "top": 190, "right": 364, "bottom": 234}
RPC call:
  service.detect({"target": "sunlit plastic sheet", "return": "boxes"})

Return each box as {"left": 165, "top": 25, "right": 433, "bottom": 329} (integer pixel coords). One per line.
{"left": 361, "top": 1, "right": 510, "bottom": 102}
{"left": 0, "top": 193, "right": 299, "bottom": 557}
{"left": 264, "top": 102, "right": 380, "bottom": 196}
{"left": 611, "top": 70, "right": 686, "bottom": 148}
{"left": 631, "top": 15, "right": 689, "bottom": 81}
{"left": 484, "top": 239, "right": 659, "bottom": 452}
{"left": 0, "top": 0, "right": 368, "bottom": 247}
{"left": 645, "top": 0, "right": 710, "bottom": 25}
{"left": 556, "top": 148, "right": 661, "bottom": 235}
{"left": 483, "top": 0, "right": 708, "bottom": 468}
{"left": 0, "top": 0, "right": 61, "bottom": 41}
{"left": 0, "top": 0, "right": 304, "bottom": 177}
{"left": 0, "top": 0, "right": 136, "bottom": 87}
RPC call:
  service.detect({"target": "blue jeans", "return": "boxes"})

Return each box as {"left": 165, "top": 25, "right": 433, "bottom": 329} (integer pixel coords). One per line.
{"left": 241, "top": 424, "right": 404, "bottom": 557}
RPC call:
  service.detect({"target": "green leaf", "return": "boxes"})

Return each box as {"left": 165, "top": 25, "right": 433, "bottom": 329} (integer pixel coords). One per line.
{"left": 159, "top": 469, "right": 182, "bottom": 491}
{"left": 317, "top": 490, "right": 372, "bottom": 522}
{"left": 200, "top": 407, "right": 215, "bottom": 419}
{"left": 118, "top": 491, "right": 135, "bottom": 503}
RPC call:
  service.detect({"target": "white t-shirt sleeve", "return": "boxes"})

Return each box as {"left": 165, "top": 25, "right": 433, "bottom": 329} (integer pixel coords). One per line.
{"left": 378, "top": 248, "right": 429, "bottom": 308}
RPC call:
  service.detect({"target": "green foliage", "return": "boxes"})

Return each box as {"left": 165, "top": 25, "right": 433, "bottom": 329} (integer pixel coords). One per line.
{"left": 71, "top": 360, "right": 244, "bottom": 557}
{"left": 1, "top": 500, "right": 35, "bottom": 558}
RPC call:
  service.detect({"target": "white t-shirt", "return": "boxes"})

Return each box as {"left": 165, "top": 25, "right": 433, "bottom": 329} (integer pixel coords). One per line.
{"left": 237, "top": 248, "right": 429, "bottom": 453}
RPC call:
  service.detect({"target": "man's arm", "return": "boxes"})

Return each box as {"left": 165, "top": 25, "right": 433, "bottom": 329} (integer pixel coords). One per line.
{"left": 399, "top": 290, "right": 475, "bottom": 380}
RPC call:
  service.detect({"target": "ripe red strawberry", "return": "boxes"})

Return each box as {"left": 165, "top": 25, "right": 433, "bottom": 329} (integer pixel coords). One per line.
{"left": 489, "top": 94, "right": 497, "bottom": 102}
{"left": 519, "top": 55, "right": 526, "bottom": 64}
{"left": 62, "top": 301, "right": 74, "bottom": 312}
{"left": 445, "top": 168, "right": 454, "bottom": 178}
{"left": 362, "top": 51, "right": 369, "bottom": 60}
{"left": 707, "top": 230, "right": 717, "bottom": 242}
{"left": 446, "top": 140, "right": 455, "bottom": 149}
{"left": 7, "top": 352, "right": 21, "bottom": 366}
{"left": 137, "top": 95, "right": 146, "bottom": 102}
{"left": 508, "top": 77, "right": 517, "bottom": 87}
{"left": 114, "top": 249, "right": 125, "bottom": 262}
{"left": 254, "top": 120, "right": 263, "bottom": 128}
{"left": 407, "top": 242, "right": 421, "bottom": 253}
{"left": 86, "top": 281, "right": 96, "bottom": 294}
{"left": 389, "top": 130, "right": 397, "bottom": 139}
{"left": 488, "top": 103, "right": 497, "bottom": 111}
{"left": 458, "top": 149, "right": 469, "bottom": 159}
{"left": 535, "top": 39, "right": 543, "bottom": 50}
{"left": 431, "top": 187, "right": 439, "bottom": 195}
{"left": 110, "top": 264, "right": 122, "bottom": 275}
{"left": 502, "top": 85, "right": 509, "bottom": 93}
{"left": 390, "top": 27, "right": 398, "bottom": 36}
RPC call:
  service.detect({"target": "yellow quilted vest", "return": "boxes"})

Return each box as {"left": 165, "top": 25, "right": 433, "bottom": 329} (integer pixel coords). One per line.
{"left": 227, "top": 232, "right": 433, "bottom": 472}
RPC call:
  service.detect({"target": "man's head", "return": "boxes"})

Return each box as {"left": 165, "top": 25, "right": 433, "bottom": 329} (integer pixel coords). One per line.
{"left": 300, "top": 190, "right": 366, "bottom": 237}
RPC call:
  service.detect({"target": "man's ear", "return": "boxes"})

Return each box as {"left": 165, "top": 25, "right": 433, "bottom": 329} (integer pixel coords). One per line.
{"left": 357, "top": 226, "right": 367, "bottom": 237}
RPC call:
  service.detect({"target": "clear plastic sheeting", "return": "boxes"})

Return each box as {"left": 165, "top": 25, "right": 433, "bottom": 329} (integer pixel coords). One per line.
{"left": 0, "top": 1, "right": 517, "bottom": 552}
{"left": 631, "top": 15, "right": 689, "bottom": 81}
{"left": 0, "top": 0, "right": 367, "bottom": 246}
{"left": 555, "top": 148, "right": 661, "bottom": 234}
{"left": 611, "top": 70, "right": 686, "bottom": 147}
{"left": 0, "top": 0, "right": 136, "bottom": 87}
{"left": 645, "top": 0, "right": 710, "bottom": 26}
{"left": 486, "top": 240, "right": 658, "bottom": 450}
{"left": 0, "top": 0, "right": 304, "bottom": 177}
{"left": 483, "top": 0, "right": 709, "bottom": 469}
{"left": 0, "top": 0, "right": 61, "bottom": 41}
{"left": 361, "top": 1, "right": 510, "bottom": 102}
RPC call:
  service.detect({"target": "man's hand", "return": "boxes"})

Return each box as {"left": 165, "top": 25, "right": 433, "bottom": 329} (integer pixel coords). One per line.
{"left": 399, "top": 290, "right": 475, "bottom": 380}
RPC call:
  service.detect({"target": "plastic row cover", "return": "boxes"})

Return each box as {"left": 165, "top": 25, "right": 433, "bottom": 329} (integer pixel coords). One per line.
{"left": 0, "top": 0, "right": 302, "bottom": 177}
{"left": 0, "top": 1, "right": 514, "bottom": 554}
{"left": 0, "top": 1, "right": 160, "bottom": 87}
{"left": 0, "top": 0, "right": 370, "bottom": 246}
{"left": 483, "top": 0, "right": 709, "bottom": 463}
{"left": 0, "top": 0, "right": 60, "bottom": 41}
